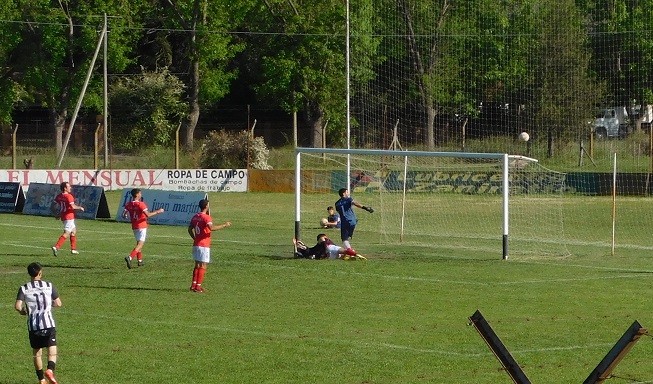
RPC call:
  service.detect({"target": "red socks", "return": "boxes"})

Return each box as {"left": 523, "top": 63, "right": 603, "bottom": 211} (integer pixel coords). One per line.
{"left": 345, "top": 248, "right": 357, "bottom": 256}
{"left": 191, "top": 267, "right": 206, "bottom": 289}
{"left": 54, "top": 236, "right": 66, "bottom": 249}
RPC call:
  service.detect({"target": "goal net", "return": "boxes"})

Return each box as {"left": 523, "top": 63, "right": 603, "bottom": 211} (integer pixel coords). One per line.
{"left": 295, "top": 148, "right": 569, "bottom": 260}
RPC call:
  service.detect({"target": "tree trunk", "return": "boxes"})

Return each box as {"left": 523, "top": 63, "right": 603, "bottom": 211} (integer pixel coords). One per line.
{"left": 311, "top": 116, "right": 324, "bottom": 148}
{"left": 183, "top": 0, "right": 202, "bottom": 152}
{"left": 50, "top": 108, "right": 67, "bottom": 156}
{"left": 305, "top": 102, "right": 324, "bottom": 148}
{"left": 426, "top": 105, "right": 436, "bottom": 150}
{"left": 184, "top": 60, "right": 200, "bottom": 151}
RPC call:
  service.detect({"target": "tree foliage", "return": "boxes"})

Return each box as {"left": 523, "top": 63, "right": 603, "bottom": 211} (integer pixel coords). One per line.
{"left": 530, "top": 0, "right": 599, "bottom": 156}
{"left": 0, "top": 0, "right": 652, "bottom": 152}
{"left": 5, "top": 0, "right": 142, "bottom": 155}
{"left": 137, "top": 0, "right": 249, "bottom": 150}
{"left": 109, "top": 68, "right": 186, "bottom": 150}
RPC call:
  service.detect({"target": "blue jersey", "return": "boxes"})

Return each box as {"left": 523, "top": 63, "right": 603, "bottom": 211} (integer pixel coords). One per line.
{"left": 335, "top": 197, "right": 357, "bottom": 226}
{"left": 328, "top": 212, "right": 341, "bottom": 228}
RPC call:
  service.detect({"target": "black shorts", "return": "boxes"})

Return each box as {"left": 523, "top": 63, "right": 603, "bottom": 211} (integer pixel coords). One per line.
{"left": 340, "top": 222, "right": 355, "bottom": 241}
{"left": 29, "top": 328, "right": 57, "bottom": 349}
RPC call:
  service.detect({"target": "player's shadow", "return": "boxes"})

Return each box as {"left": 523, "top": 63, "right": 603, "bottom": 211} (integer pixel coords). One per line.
{"left": 262, "top": 254, "right": 295, "bottom": 261}
{"left": 67, "top": 284, "right": 178, "bottom": 292}
{"left": 52, "top": 264, "right": 114, "bottom": 270}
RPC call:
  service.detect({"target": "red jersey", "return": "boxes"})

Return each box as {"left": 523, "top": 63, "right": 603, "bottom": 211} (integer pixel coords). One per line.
{"left": 124, "top": 200, "right": 149, "bottom": 229}
{"left": 54, "top": 192, "right": 76, "bottom": 221}
{"left": 190, "top": 212, "right": 213, "bottom": 247}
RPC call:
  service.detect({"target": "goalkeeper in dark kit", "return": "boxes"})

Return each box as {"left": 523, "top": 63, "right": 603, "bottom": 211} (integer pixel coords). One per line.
{"left": 334, "top": 188, "right": 373, "bottom": 257}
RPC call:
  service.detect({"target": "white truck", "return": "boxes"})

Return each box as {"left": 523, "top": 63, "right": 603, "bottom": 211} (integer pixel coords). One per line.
{"left": 593, "top": 107, "right": 629, "bottom": 139}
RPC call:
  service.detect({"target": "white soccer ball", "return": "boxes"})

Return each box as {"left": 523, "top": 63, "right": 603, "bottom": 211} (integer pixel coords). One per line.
{"left": 518, "top": 132, "right": 530, "bottom": 142}
{"left": 320, "top": 218, "right": 328, "bottom": 227}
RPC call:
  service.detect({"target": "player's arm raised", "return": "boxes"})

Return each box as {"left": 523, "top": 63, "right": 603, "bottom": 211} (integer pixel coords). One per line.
{"left": 145, "top": 208, "right": 165, "bottom": 217}
{"left": 210, "top": 221, "right": 231, "bottom": 231}
{"left": 353, "top": 201, "right": 374, "bottom": 213}
{"left": 71, "top": 201, "right": 84, "bottom": 212}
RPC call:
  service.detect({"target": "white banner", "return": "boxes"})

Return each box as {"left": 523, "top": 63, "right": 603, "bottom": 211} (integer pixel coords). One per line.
{"left": 0, "top": 169, "right": 248, "bottom": 192}
{"left": 116, "top": 189, "right": 208, "bottom": 226}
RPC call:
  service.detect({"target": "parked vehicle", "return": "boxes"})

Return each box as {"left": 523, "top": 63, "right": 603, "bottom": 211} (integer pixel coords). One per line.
{"left": 632, "top": 104, "right": 653, "bottom": 130}
{"left": 593, "top": 107, "right": 629, "bottom": 139}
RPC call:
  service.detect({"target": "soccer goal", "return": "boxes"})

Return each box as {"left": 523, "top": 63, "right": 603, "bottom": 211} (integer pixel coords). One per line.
{"left": 295, "top": 147, "right": 568, "bottom": 260}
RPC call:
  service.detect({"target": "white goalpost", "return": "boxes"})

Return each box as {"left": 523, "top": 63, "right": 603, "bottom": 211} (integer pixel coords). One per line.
{"left": 295, "top": 147, "right": 568, "bottom": 260}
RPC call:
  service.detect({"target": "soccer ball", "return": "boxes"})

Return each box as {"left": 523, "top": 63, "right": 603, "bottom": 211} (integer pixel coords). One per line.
{"left": 518, "top": 132, "right": 530, "bottom": 142}
{"left": 320, "top": 218, "right": 328, "bottom": 227}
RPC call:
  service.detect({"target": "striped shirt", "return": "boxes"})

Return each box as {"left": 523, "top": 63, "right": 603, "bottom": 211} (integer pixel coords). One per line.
{"left": 16, "top": 280, "right": 59, "bottom": 331}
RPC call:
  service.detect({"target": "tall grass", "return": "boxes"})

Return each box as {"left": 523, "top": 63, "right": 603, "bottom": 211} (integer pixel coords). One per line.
{"left": 3, "top": 133, "right": 653, "bottom": 172}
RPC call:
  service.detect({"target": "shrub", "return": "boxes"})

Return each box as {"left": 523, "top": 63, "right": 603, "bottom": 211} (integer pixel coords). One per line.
{"left": 109, "top": 68, "right": 186, "bottom": 150}
{"left": 200, "top": 130, "right": 272, "bottom": 170}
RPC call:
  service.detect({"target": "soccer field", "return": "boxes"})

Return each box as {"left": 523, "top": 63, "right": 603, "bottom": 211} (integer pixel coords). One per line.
{"left": 2, "top": 191, "right": 653, "bottom": 383}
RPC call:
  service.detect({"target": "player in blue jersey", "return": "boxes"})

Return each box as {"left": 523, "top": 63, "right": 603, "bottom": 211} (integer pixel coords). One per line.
{"left": 334, "top": 188, "right": 373, "bottom": 256}
{"left": 15, "top": 262, "right": 62, "bottom": 384}
{"left": 320, "top": 206, "right": 341, "bottom": 229}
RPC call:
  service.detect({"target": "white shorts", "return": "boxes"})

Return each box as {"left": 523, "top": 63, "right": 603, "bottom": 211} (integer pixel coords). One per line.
{"left": 326, "top": 244, "right": 341, "bottom": 259}
{"left": 62, "top": 219, "right": 76, "bottom": 233}
{"left": 192, "top": 246, "right": 211, "bottom": 263}
{"left": 133, "top": 228, "right": 147, "bottom": 242}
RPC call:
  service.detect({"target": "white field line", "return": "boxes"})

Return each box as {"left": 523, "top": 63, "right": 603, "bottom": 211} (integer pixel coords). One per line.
{"left": 62, "top": 310, "right": 614, "bottom": 359}
{"left": 3, "top": 241, "right": 653, "bottom": 287}
{"left": 3, "top": 223, "right": 653, "bottom": 286}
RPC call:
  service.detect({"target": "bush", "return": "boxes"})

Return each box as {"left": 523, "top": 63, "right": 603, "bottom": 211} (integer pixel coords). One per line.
{"left": 109, "top": 68, "right": 187, "bottom": 150}
{"left": 200, "top": 130, "right": 272, "bottom": 170}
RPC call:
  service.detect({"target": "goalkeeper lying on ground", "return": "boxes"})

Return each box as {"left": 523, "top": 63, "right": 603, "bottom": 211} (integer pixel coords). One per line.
{"left": 293, "top": 234, "right": 366, "bottom": 260}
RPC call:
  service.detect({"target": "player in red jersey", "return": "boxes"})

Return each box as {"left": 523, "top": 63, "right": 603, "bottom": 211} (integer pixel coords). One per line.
{"left": 121, "top": 188, "right": 164, "bottom": 269}
{"left": 188, "top": 199, "right": 231, "bottom": 293}
{"left": 51, "top": 182, "right": 84, "bottom": 256}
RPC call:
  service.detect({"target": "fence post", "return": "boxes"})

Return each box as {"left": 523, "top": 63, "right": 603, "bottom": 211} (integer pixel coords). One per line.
{"left": 11, "top": 124, "right": 18, "bottom": 170}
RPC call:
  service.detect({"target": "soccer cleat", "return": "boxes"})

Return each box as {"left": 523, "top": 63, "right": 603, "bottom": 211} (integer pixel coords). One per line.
{"left": 124, "top": 256, "right": 132, "bottom": 269}
{"left": 192, "top": 286, "right": 205, "bottom": 293}
{"left": 51, "top": 247, "right": 58, "bottom": 257}
{"left": 44, "top": 369, "right": 58, "bottom": 384}
{"left": 71, "top": 249, "right": 79, "bottom": 254}
{"left": 137, "top": 260, "right": 144, "bottom": 267}
{"left": 39, "top": 380, "right": 47, "bottom": 384}
{"left": 355, "top": 254, "right": 367, "bottom": 260}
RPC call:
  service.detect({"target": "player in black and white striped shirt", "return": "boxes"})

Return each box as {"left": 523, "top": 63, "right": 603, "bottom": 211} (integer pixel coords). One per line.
{"left": 15, "top": 262, "right": 62, "bottom": 384}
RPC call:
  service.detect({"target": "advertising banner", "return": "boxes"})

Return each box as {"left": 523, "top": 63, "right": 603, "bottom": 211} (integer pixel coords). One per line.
{"left": 0, "top": 182, "right": 25, "bottom": 213}
{"left": 115, "top": 189, "right": 208, "bottom": 226}
{"left": 23, "top": 183, "right": 111, "bottom": 219}
{"left": 0, "top": 169, "right": 247, "bottom": 192}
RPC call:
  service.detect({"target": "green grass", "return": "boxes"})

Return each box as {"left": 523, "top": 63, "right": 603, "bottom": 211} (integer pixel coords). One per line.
{"left": 2, "top": 192, "right": 653, "bottom": 383}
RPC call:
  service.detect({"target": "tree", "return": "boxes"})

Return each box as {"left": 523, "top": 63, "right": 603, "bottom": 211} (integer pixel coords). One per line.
{"left": 530, "top": 0, "right": 599, "bottom": 156}
{"left": 582, "top": 0, "right": 653, "bottom": 131}
{"left": 365, "top": 0, "right": 529, "bottom": 148}
{"left": 0, "top": 1, "right": 23, "bottom": 125}
{"left": 139, "top": 0, "right": 249, "bottom": 151}
{"left": 109, "top": 68, "right": 187, "bottom": 149}
{"left": 247, "top": 0, "right": 345, "bottom": 148}
{"left": 243, "top": 0, "right": 378, "bottom": 148}
{"left": 7, "top": 0, "right": 142, "bottom": 158}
